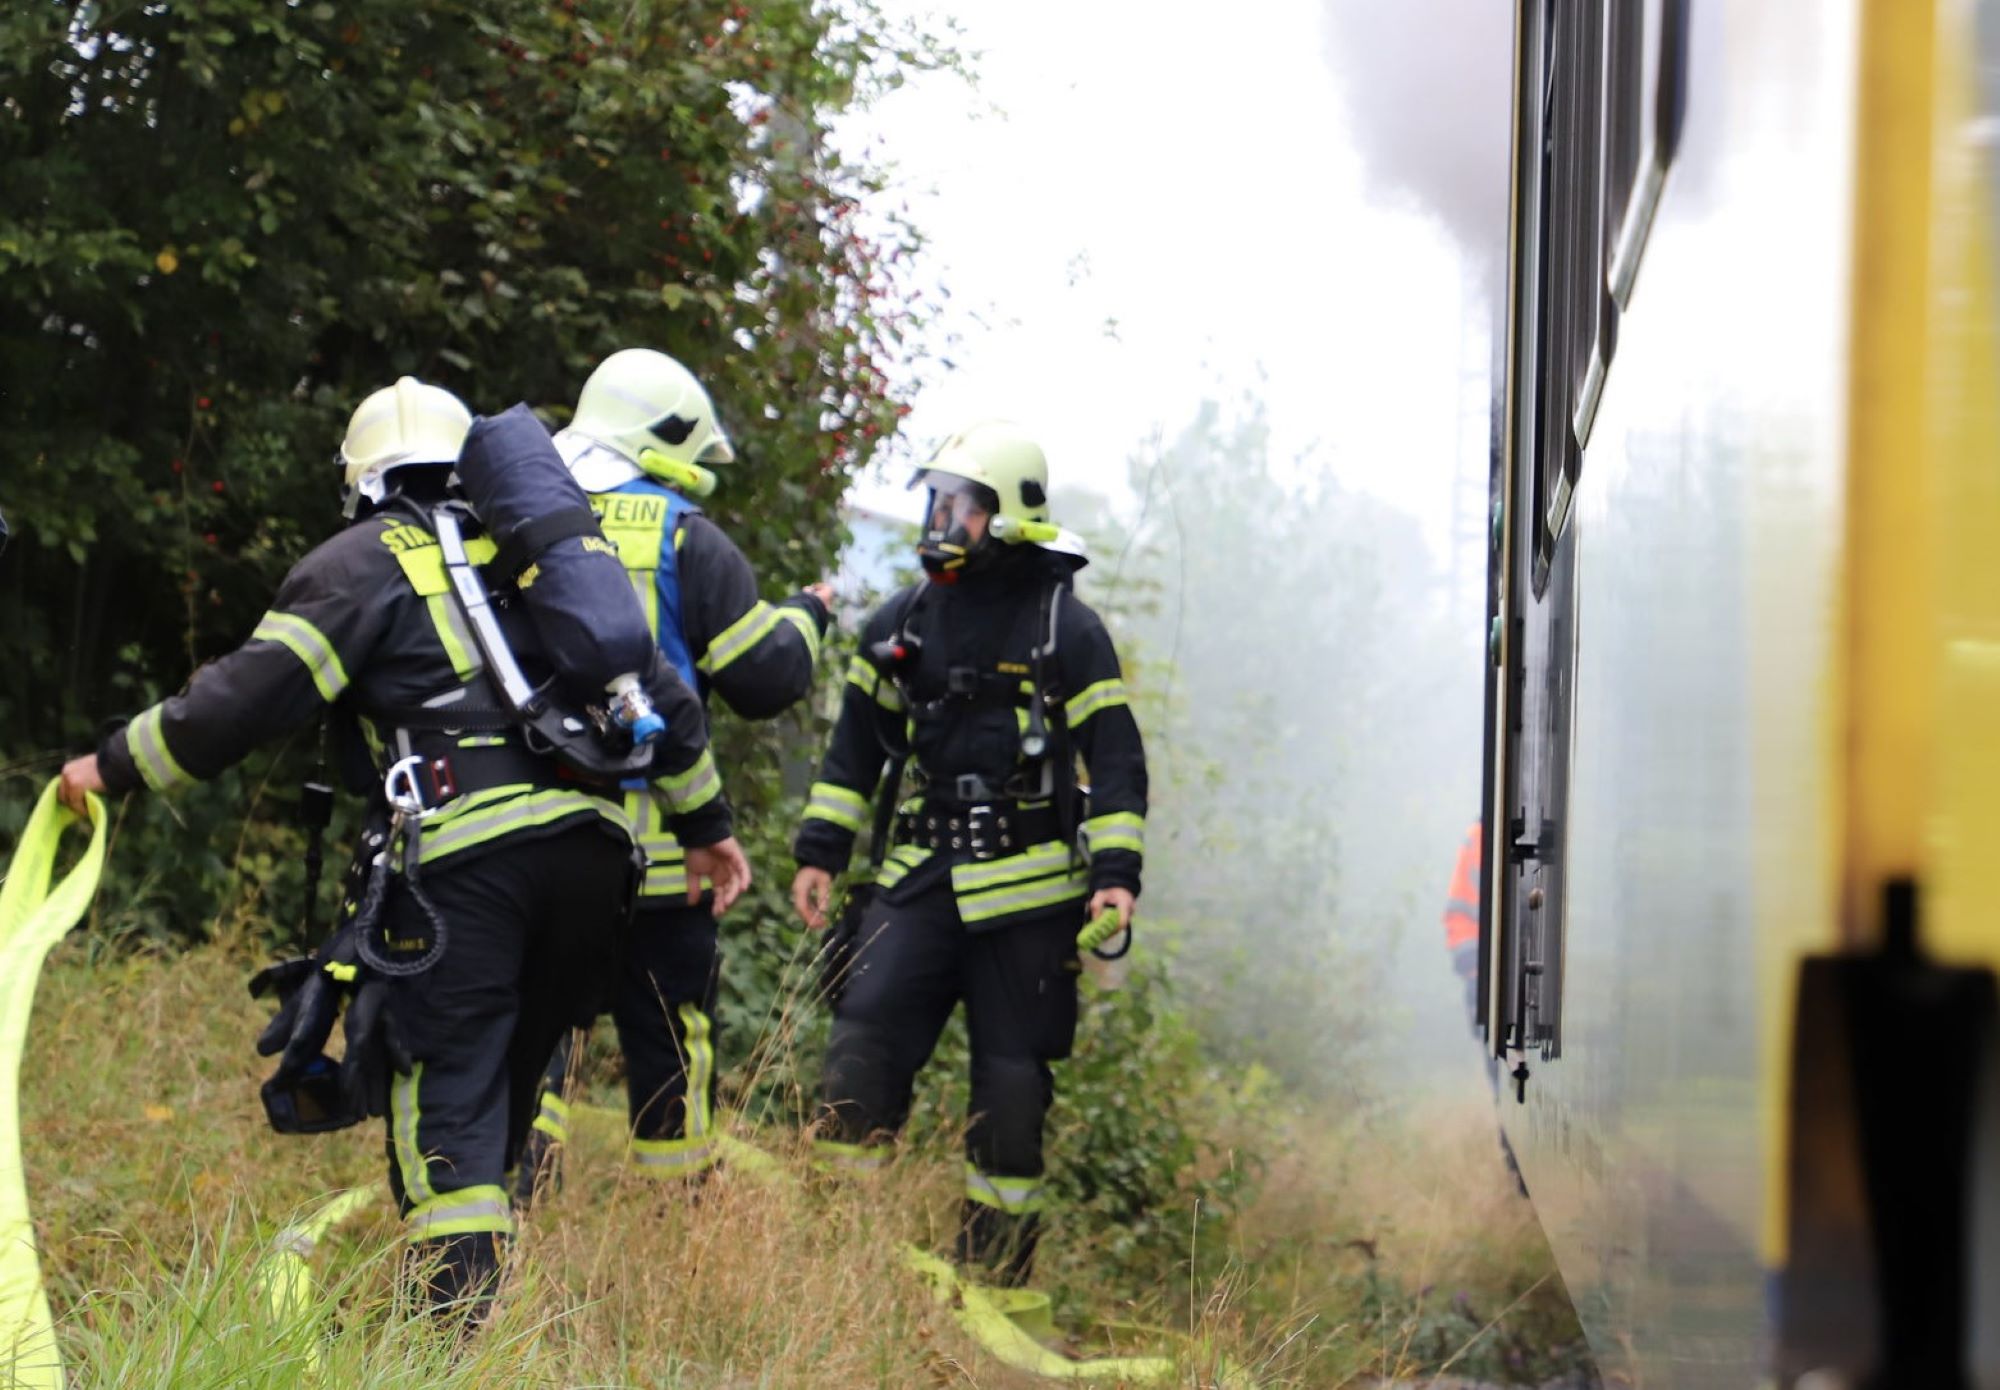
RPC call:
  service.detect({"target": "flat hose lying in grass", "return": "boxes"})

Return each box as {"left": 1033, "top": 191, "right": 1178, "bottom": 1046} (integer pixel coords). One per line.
{"left": 0, "top": 781, "right": 108, "bottom": 1390}
{"left": 205, "top": 1062, "right": 1259, "bottom": 1384}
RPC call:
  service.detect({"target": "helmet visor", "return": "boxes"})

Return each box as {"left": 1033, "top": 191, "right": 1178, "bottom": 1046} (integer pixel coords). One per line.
{"left": 917, "top": 472, "right": 1000, "bottom": 570}
{"left": 922, "top": 472, "right": 997, "bottom": 534}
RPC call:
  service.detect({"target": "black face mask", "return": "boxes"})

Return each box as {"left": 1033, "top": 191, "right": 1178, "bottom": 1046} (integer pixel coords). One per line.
{"left": 916, "top": 473, "right": 1000, "bottom": 575}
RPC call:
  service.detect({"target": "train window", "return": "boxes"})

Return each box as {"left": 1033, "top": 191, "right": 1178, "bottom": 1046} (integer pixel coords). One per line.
{"left": 1530, "top": 0, "right": 1605, "bottom": 589}
{"left": 1489, "top": 0, "right": 1689, "bottom": 1076}
{"left": 1532, "top": 0, "right": 1689, "bottom": 588}
{"left": 1609, "top": 0, "right": 1689, "bottom": 309}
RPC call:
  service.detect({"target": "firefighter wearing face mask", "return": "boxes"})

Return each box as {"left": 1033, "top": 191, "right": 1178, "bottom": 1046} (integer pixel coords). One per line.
{"left": 514, "top": 348, "right": 832, "bottom": 1196}
{"left": 58, "top": 378, "right": 747, "bottom": 1321}
{"left": 790, "top": 419, "right": 1148, "bottom": 1287}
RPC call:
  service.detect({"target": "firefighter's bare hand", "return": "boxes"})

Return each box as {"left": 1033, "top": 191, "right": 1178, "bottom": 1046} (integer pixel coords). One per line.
{"left": 58, "top": 755, "right": 105, "bottom": 820}
{"left": 685, "top": 837, "right": 751, "bottom": 917}
{"left": 793, "top": 866, "right": 833, "bottom": 931}
{"left": 804, "top": 582, "right": 834, "bottom": 607}
{"left": 1086, "top": 886, "right": 1137, "bottom": 932}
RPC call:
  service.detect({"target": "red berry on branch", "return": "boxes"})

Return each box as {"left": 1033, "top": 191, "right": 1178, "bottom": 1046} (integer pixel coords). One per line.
{"left": 171, "top": 459, "right": 184, "bottom": 474}
{"left": 211, "top": 480, "right": 225, "bottom": 494}
{"left": 196, "top": 396, "right": 212, "bottom": 409}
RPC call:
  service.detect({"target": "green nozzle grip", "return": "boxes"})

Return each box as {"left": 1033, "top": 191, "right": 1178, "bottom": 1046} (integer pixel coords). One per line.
{"left": 1077, "top": 908, "right": 1123, "bottom": 953}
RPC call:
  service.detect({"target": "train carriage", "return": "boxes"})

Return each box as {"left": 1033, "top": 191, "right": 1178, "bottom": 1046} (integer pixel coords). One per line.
{"left": 1481, "top": 1, "right": 2000, "bottom": 1384}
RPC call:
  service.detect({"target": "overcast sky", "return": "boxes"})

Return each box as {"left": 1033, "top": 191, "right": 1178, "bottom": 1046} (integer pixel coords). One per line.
{"left": 840, "top": 0, "right": 1503, "bottom": 576}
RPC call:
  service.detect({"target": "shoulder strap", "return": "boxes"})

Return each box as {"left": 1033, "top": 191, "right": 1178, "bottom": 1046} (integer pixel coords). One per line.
{"left": 429, "top": 504, "right": 653, "bottom": 783}
{"left": 491, "top": 506, "right": 601, "bottom": 586}
{"left": 1033, "top": 577, "right": 1082, "bottom": 854}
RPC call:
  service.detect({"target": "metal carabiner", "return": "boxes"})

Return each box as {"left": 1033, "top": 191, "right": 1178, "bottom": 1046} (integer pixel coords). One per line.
{"left": 382, "top": 754, "right": 439, "bottom": 822}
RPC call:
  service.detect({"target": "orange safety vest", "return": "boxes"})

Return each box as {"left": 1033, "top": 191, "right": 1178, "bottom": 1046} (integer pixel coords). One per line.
{"left": 1442, "top": 820, "right": 1482, "bottom": 952}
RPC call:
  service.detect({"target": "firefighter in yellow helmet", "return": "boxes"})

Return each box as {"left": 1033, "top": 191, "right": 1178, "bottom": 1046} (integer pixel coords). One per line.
{"left": 791, "top": 420, "right": 1147, "bottom": 1286}
{"left": 61, "top": 377, "right": 747, "bottom": 1320}
{"left": 513, "top": 348, "right": 833, "bottom": 1195}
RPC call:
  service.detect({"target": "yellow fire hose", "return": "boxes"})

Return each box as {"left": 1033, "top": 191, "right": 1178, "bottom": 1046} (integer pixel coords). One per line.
{"left": 0, "top": 794, "right": 1249, "bottom": 1388}
{"left": 0, "top": 781, "right": 108, "bottom": 1390}
{"left": 250, "top": 1182, "right": 385, "bottom": 1326}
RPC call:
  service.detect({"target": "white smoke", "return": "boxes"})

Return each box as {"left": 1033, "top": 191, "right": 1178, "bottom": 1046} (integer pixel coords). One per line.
{"left": 1319, "top": 0, "right": 1513, "bottom": 292}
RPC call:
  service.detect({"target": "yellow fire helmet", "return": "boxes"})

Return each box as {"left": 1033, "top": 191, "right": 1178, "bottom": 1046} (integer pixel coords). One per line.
{"left": 913, "top": 419, "right": 1067, "bottom": 572}
{"left": 338, "top": 377, "right": 473, "bottom": 518}
{"left": 563, "top": 348, "right": 733, "bottom": 497}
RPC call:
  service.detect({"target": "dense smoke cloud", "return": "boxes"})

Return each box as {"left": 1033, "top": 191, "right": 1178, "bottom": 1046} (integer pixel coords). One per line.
{"left": 1319, "top": 0, "right": 1512, "bottom": 290}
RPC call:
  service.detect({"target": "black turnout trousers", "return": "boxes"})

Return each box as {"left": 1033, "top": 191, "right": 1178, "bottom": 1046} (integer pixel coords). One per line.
{"left": 380, "top": 820, "right": 636, "bottom": 1303}
{"left": 817, "top": 866, "right": 1081, "bottom": 1284}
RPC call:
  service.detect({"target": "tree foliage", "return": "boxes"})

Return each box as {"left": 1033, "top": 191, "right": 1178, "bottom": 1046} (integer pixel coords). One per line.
{"left": 0, "top": 0, "right": 946, "bottom": 752}
{"left": 0, "top": 0, "right": 952, "bottom": 933}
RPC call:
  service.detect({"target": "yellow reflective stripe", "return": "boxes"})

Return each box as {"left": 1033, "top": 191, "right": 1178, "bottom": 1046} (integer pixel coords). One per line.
{"left": 405, "top": 1184, "right": 513, "bottom": 1239}
{"left": 1063, "top": 677, "right": 1129, "bottom": 729}
{"left": 957, "top": 868, "right": 1090, "bottom": 924}
{"left": 875, "top": 844, "right": 931, "bottom": 889}
{"left": 965, "top": 1164, "right": 1046, "bottom": 1214}
{"left": 776, "top": 603, "right": 821, "bottom": 665}
{"left": 847, "top": 657, "right": 902, "bottom": 711}
{"left": 532, "top": 1087, "right": 571, "bottom": 1140}
{"left": 626, "top": 788, "right": 686, "bottom": 896}
{"left": 657, "top": 747, "right": 722, "bottom": 814}
{"left": 811, "top": 1138, "right": 890, "bottom": 1172}
{"left": 415, "top": 787, "right": 630, "bottom": 863}
{"left": 950, "top": 842, "right": 1077, "bottom": 894}
{"left": 643, "top": 865, "right": 689, "bottom": 897}
{"left": 424, "top": 594, "right": 479, "bottom": 681}
{"left": 124, "top": 704, "right": 193, "bottom": 792}
{"left": 630, "top": 1135, "right": 719, "bottom": 1176}
{"left": 805, "top": 781, "right": 869, "bottom": 833}
{"left": 631, "top": 572, "right": 661, "bottom": 641}
{"left": 391, "top": 1064, "right": 433, "bottom": 1204}
{"left": 388, "top": 533, "right": 499, "bottom": 598}
{"left": 251, "top": 611, "right": 350, "bottom": 701}
{"left": 1082, "top": 812, "right": 1145, "bottom": 856}
{"left": 699, "top": 600, "right": 783, "bottom": 675}
{"left": 678, "top": 1003, "right": 714, "bottom": 1140}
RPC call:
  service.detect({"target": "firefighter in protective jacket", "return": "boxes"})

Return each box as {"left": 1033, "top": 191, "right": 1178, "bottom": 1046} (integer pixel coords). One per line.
{"left": 791, "top": 419, "right": 1147, "bottom": 1286}
{"left": 518, "top": 348, "right": 831, "bottom": 1189}
{"left": 58, "top": 378, "right": 749, "bottom": 1317}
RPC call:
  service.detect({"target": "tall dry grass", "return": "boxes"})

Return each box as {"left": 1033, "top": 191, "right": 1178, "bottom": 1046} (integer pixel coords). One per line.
{"left": 18, "top": 939, "right": 1589, "bottom": 1387}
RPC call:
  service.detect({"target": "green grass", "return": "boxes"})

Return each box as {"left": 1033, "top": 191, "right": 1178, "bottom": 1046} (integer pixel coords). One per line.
{"left": 17, "top": 940, "right": 1588, "bottom": 1387}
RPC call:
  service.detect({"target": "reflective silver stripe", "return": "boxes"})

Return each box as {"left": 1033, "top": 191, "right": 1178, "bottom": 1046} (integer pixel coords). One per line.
{"left": 875, "top": 845, "right": 932, "bottom": 889}
{"left": 417, "top": 788, "right": 628, "bottom": 861}
{"left": 125, "top": 704, "right": 193, "bottom": 791}
{"left": 405, "top": 1190, "right": 513, "bottom": 1239}
{"left": 805, "top": 781, "right": 869, "bottom": 832}
{"left": 951, "top": 843, "right": 1076, "bottom": 893}
{"left": 1063, "top": 677, "right": 1128, "bottom": 728}
{"left": 659, "top": 748, "right": 722, "bottom": 814}
{"left": 958, "top": 869, "right": 1090, "bottom": 924}
{"left": 699, "top": 601, "right": 784, "bottom": 675}
{"left": 1082, "top": 812, "right": 1145, "bottom": 856}
{"left": 847, "top": 657, "right": 902, "bottom": 711}
{"left": 631, "top": 1137, "right": 718, "bottom": 1173}
{"left": 965, "top": 1165, "right": 1045, "bottom": 1214}
{"left": 391, "top": 1065, "right": 432, "bottom": 1203}
{"left": 811, "top": 1139, "right": 889, "bottom": 1172}
{"left": 251, "top": 611, "right": 351, "bottom": 701}
{"left": 776, "top": 604, "right": 821, "bottom": 664}
{"left": 679, "top": 1004, "right": 714, "bottom": 1139}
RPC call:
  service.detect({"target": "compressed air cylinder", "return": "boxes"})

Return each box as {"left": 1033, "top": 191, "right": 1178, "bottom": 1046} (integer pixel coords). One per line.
{"left": 454, "top": 405, "right": 664, "bottom": 739}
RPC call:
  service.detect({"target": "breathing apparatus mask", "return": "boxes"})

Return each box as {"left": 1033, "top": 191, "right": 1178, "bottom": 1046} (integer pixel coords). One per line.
{"left": 916, "top": 471, "right": 1002, "bottom": 575}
